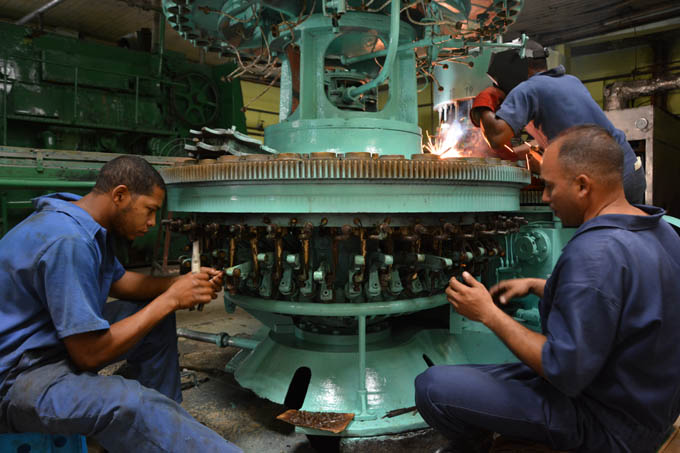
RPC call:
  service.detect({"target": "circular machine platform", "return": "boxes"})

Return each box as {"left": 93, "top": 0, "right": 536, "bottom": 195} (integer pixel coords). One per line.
{"left": 162, "top": 153, "right": 530, "bottom": 437}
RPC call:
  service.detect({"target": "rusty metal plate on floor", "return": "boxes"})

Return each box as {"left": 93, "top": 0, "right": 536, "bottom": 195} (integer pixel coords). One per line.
{"left": 276, "top": 410, "right": 355, "bottom": 434}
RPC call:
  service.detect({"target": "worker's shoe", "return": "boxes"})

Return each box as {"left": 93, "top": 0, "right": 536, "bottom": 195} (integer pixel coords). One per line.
{"left": 490, "top": 436, "right": 566, "bottom": 452}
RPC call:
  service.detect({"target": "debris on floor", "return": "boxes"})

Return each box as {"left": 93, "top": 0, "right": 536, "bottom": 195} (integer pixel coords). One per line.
{"left": 276, "top": 410, "right": 355, "bottom": 434}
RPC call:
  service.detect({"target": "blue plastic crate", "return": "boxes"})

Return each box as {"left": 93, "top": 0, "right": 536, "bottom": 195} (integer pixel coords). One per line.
{"left": 0, "top": 433, "right": 87, "bottom": 453}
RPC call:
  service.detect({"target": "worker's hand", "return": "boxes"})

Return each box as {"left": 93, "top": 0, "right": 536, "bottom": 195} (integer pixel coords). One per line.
{"left": 489, "top": 278, "right": 544, "bottom": 304}
{"left": 527, "top": 150, "right": 543, "bottom": 174}
{"left": 470, "top": 86, "right": 506, "bottom": 127}
{"left": 446, "top": 272, "right": 498, "bottom": 324}
{"left": 202, "top": 267, "right": 224, "bottom": 293}
{"left": 164, "top": 272, "right": 218, "bottom": 310}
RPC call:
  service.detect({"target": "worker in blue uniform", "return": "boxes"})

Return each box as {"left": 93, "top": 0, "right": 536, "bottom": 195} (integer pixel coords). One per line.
{"left": 469, "top": 40, "right": 646, "bottom": 204}
{"left": 415, "top": 125, "right": 680, "bottom": 453}
{"left": 0, "top": 156, "right": 242, "bottom": 452}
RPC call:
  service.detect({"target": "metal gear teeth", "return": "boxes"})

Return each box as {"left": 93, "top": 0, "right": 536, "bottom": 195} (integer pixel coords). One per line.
{"left": 161, "top": 155, "right": 530, "bottom": 186}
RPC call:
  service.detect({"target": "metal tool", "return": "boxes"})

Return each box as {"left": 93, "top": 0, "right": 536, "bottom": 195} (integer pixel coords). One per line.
{"left": 191, "top": 240, "right": 204, "bottom": 311}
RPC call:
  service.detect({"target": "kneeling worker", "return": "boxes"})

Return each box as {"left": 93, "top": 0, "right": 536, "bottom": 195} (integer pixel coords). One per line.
{"left": 0, "top": 156, "right": 242, "bottom": 452}
{"left": 415, "top": 125, "right": 680, "bottom": 452}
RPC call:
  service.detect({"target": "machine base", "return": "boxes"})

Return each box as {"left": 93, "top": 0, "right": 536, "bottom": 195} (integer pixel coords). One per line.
{"left": 230, "top": 324, "right": 518, "bottom": 437}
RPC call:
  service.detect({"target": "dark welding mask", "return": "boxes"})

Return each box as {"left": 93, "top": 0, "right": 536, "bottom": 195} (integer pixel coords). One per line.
{"left": 487, "top": 39, "right": 548, "bottom": 94}
{"left": 486, "top": 49, "right": 527, "bottom": 94}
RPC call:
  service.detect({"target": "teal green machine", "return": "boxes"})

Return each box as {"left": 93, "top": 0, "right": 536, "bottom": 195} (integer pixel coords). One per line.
{"left": 161, "top": 0, "right": 569, "bottom": 441}
{"left": 0, "top": 20, "right": 246, "bottom": 264}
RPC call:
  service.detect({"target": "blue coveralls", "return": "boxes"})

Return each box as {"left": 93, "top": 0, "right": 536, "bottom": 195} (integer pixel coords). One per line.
{"left": 0, "top": 193, "right": 242, "bottom": 453}
{"left": 495, "top": 65, "right": 646, "bottom": 204}
{"left": 415, "top": 206, "right": 680, "bottom": 452}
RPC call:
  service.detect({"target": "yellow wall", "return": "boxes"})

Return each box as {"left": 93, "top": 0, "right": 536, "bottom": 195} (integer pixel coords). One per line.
{"left": 568, "top": 34, "right": 680, "bottom": 114}
{"left": 240, "top": 80, "right": 280, "bottom": 140}
{"left": 417, "top": 83, "right": 436, "bottom": 144}
{"left": 240, "top": 80, "right": 437, "bottom": 145}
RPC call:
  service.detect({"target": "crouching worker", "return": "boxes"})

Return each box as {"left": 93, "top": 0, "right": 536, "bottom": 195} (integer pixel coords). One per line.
{"left": 415, "top": 125, "right": 680, "bottom": 452}
{"left": 0, "top": 156, "right": 242, "bottom": 452}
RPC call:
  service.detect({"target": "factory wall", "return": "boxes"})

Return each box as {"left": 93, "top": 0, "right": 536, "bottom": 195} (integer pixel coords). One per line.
{"left": 240, "top": 80, "right": 280, "bottom": 139}
{"left": 567, "top": 33, "right": 680, "bottom": 115}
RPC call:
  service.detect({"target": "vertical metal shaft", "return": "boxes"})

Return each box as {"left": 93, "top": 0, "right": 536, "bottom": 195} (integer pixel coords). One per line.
{"left": 357, "top": 314, "right": 368, "bottom": 415}
{"left": 191, "top": 240, "right": 200, "bottom": 273}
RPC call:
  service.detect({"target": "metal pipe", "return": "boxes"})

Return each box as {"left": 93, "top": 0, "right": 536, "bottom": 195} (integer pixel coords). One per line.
{"left": 16, "top": 0, "right": 67, "bottom": 25}
{"left": 226, "top": 293, "right": 448, "bottom": 317}
{"left": 604, "top": 74, "right": 680, "bottom": 110}
{"left": 0, "top": 179, "right": 93, "bottom": 188}
{"left": 5, "top": 114, "right": 175, "bottom": 135}
{"left": 176, "top": 327, "right": 260, "bottom": 350}
{"left": 346, "top": 0, "right": 400, "bottom": 101}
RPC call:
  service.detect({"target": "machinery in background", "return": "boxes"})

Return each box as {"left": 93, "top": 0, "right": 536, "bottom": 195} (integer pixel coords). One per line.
{"left": 605, "top": 106, "right": 680, "bottom": 218}
{"left": 0, "top": 20, "right": 247, "bottom": 265}
{"left": 161, "top": 0, "right": 576, "bottom": 446}
{"left": 0, "top": 21, "right": 245, "bottom": 156}
{"left": 0, "top": 147, "right": 189, "bottom": 266}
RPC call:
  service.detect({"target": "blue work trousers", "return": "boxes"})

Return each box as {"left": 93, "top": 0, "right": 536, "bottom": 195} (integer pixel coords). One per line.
{"left": 0, "top": 300, "right": 242, "bottom": 453}
{"left": 415, "top": 363, "right": 666, "bottom": 453}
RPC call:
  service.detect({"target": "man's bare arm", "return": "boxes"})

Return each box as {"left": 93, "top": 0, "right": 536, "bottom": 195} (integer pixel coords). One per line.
{"left": 109, "top": 271, "right": 178, "bottom": 301}
{"left": 447, "top": 273, "right": 547, "bottom": 376}
{"left": 64, "top": 271, "right": 223, "bottom": 371}
{"left": 479, "top": 110, "right": 515, "bottom": 149}
{"left": 484, "top": 308, "right": 547, "bottom": 377}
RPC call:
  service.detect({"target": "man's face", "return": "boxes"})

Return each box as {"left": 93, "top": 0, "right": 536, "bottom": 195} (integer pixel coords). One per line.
{"left": 112, "top": 185, "right": 165, "bottom": 240}
{"left": 541, "top": 141, "right": 585, "bottom": 227}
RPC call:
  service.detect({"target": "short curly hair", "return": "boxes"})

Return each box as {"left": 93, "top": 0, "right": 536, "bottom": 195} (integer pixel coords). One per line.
{"left": 93, "top": 155, "right": 166, "bottom": 196}
{"left": 553, "top": 124, "right": 624, "bottom": 184}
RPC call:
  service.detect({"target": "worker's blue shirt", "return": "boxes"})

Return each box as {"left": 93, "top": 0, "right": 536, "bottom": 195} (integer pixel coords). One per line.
{"left": 540, "top": 205, "right": 680, "bottom": 433}
{"left": 0, "top": 193, "right": 125, "bottom": 387}
{"left": 496, "top": 65, "right": 638, "bottom": 183}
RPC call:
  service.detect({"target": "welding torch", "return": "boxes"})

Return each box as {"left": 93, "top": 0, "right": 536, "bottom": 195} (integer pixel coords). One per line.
{"left": 503, "top": 142, "right": 543, "bottom": 173}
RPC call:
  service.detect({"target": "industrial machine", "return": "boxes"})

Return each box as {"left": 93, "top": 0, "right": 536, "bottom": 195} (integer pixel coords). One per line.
{"left": 161, "top": 0, "right": 574, "bottom": 445}
{"left": 605, "top": 106, "right": 680, "bottom": 218}
{"left": 0, "top": 20, "right": 245, "bottom": 155}
{"left": 0, "top": 19, "right": 247, "bottom": 264}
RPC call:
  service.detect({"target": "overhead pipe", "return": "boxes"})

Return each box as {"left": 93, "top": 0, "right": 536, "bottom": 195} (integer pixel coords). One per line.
{"left": 345, "top": 0, "right": 400, "bottom": 101}
{"left": 604, "top": 74, "right": 680, "bottom": 110}
{"left": 16, "top": 0, "right": 67, "bottom": 26}
{"left": 0, "top": 179, "right": 93, "bottom": 189}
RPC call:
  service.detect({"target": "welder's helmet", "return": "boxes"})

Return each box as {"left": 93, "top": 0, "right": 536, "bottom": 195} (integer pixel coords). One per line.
{"left": 486, "top": 39, "right": 548, "bottom": 94}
